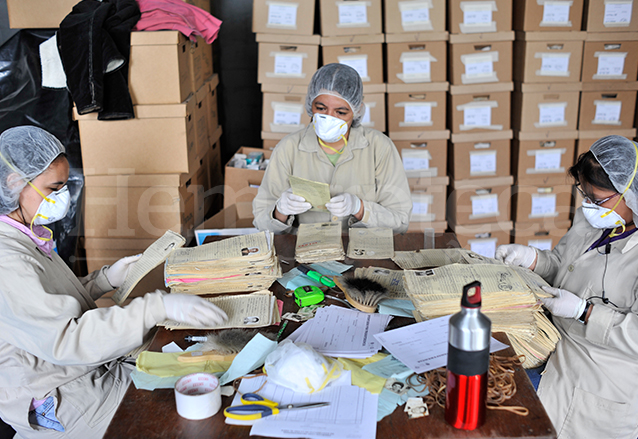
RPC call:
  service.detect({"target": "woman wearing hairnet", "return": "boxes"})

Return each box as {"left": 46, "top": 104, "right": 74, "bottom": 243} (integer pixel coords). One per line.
{"left": 0, "top": 126, "right": 227, "bottom": 438}
{"left": 496, "top": 135, "right": 638, "bottom": 438}
{"left": 252, "top": 63, "right": 412, "bottom": 234}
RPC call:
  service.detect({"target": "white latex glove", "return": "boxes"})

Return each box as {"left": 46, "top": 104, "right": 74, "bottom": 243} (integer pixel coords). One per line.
{"left": 540, "top": 286, "right": 587, "bottom": 319}
{"left": 106, "top": 254, "right": 142, "bottom": 288}
{"left": 494, "top": 244, "right": 537, "bottom": 269}
{"left": 276, "top": 188, "right": 312, "bottom": 216}
{"left": 162, "top": 293, "right": 228, "bottom": 327}
{"left": 325, "top": 193, "right": 361, "bottom": 217}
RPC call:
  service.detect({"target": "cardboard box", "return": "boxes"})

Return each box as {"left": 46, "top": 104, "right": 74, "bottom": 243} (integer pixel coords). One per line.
{"left": 321, "top": 43, "right": 384, "bottom": 85}
{"left": 582, "top": 39, "right": 638, "bottom": 83}
{"left": 387, "top": 87, "right": 447, "bottom": 133}
{"left": 512, "top": 219, "right": 571, "bottom": 250}
{"left": 410, "top": 184, "right": 448, "bottom": 223}
{"left": 319, "top": 0, "right": 382, "bottom": 37}
{"left": 452, "top": 222, "right": 514, "bottom": 258}
{"left": 384, "top": 0, "right": 447, "bottom": 34}
{"left": 205, "top": 74, "right": 220, "bottom": 142}
{"left": 129, "top": 31, "right": 192, "bottom": 105}
{"left": 576, "top": 128, "right": 637, "bottom": 156}
{"left": 386, "top": 40, "right": 447, "bottom": 84}
{"left": 184, "top": 0, "right": 210, "bottom": 12}
{"left": 448, "top": 0, "right": 512, "bottom": 34}
{"left": 253, "top": 0, "right": 316, "bottom": 36}
{"left": 84, "top": 173, "right": 200, "bottom": 239}
{"left": 512, "top": 136, "right": 576, "bottom": 185}
{"left": 189, "top": 37, "right": 213, "bottom": 92}
{"left": 449, "top": 138, "right": 511, "bottom": 180}
{"left": 396, "top": 139, "right": 448, "bottom": 179}
{"left": 449, "top": 83, "right": 512, "bottom": 134}
{"left": 448, "top": 176, "right": 513, "bottom": 225}
{"left": 77, "top": 97, "right": 198, "bottom": 176}
{"left": 512, "top": 184, "right": 574, "bottom": 222}
{"left": 7, "top": 0, "right": 77, "bottom": 29}
{"left": 84, "top": 238, "right": 166, "bottom": 307}
{"left": 257, "top": 42, "right": 319, "bottom": 86}
{"left": 583, "top": 0, "right": 638, "bottom": 32}
{"left": 449, "top": 38, "right": 512, "bottom": 85}
{"left": 512, "top": 82, "right": 581, "bottom": 132}
{"left": 513, "top": 36, "right": 585, "bottom": 83}
{"left": 407, "top": 220, "right": 448, "bottom": 233}
{"left": 513, "top": 0, "right": 584, "bottom": 31}
{"left": 224, "top": 147, "right": 273, "bottom": 210}
{"left": 262, "top": 92, "right": 310, "bottom": 134}
{"left": 194, "top": 82, "right": 210, "bottom": 158}
{"left": 578, "top": 84, "right": 638, "bottom": 131}
{"left": 361, "top": 93, "right": 386, "bottom": 132}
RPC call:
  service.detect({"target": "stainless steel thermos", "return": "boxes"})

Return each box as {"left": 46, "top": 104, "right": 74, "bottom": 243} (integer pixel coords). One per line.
{"left": 445, "top": 280, "right": 492, "bottom": 430}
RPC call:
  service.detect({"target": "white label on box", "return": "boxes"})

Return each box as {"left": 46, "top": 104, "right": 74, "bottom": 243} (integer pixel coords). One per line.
{"left": 538, "top": 53, "right": 571, "bottom": 76}
{"left": 463, "top": 3, "right": 493, "bottom": 25}
{"left": 604, "top": 1, "right": 633, "bottom": 26}
{"left": 403, "top": 59, "right": 431, "bottom": 76}
{"left": 595, "top": 52, "right": 627, "bottom": 78}
{"left": 412, "top": 201, "right": 429, "bottom": 215}
{"left": 411, "top": 193, "right": 434, "bottom": 220}
{"left": 528, "top": 238, "right": 553, "bottom": 251}
{"left": 361, "top": 103, "right": 372, "bottom": 126}
{"left": 399, "top": 1, "right": 434, "bottom": 31}
{"left": 404, "top": 104, "right": 432, "bottom": 124}
{"left": 471, "top": 194, "right": 499, "bottom": 218}
{"left": 338, "top": 55, "right": 369, "bottom": 81}
{"left": 403, "top": 155, "right": 430, "bottom": 171}
{"left": 398, "top": 52, "right": 435, "bottom": 83}
{"left": 267, "top": 3, "right": 298, "bottom": 28}
{"left": 537, "top": 103, "right": 567, "bottom": 127}
{"left": 541, "top": 1, "right": 572, "bottom": 26}
{"left": 593, "top": 100, "right": 622, "bottom": 125}
{"left": 464, "top": 105, "right": 492, "bottom": 127}
{"left": 273, "top": 110, "right": 301, "bottom": 126}
{"left": 461, "top": 52, "right": 499, "bottom": 83}
{"left": 338, "top": 3, "right": 368, "bottom": 25}
{"left": 534, "top": 149, "right": 562, "bottom": 170}
{"left": 270, "top": 102, "right": 304, "bottom": 132}
{"left": 401, "top": 6, "right": 430, "bottom": 23}
{"left": 470, "top": 150, "right": 497, "bottom": 175}
{"left": 273, "top": 54, "right": 303, "bottom": 75}
{"left": 531, "top": 194, "right": 557, "bottom": 217}
{"left": 469, "top": 238, "right": 497, "bottom": 258}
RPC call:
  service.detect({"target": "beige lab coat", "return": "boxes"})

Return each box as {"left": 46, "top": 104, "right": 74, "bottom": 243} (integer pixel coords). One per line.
{"left": 534, "top": 208, "right": 638, "bottom": 439}
{"left": 252, "top": 125, "right": 412, "bottom": 234}
{"left": 0, "top": 222, "right": 167, "bottom": 438}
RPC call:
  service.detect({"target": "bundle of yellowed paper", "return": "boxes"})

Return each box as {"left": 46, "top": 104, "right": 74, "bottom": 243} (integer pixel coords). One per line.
{"left": 295, "top": 222, "right": 344, "bottom": 263}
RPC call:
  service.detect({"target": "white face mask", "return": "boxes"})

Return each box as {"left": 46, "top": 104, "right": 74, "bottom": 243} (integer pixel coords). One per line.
{"left": 313, "top": 114, "right": 348, "bottom": 144}
{"left": 582, "top": 199, "right": 626, "bottom": 230}
{"left": 32, "top": 185, "right": 70, "bottom": 226}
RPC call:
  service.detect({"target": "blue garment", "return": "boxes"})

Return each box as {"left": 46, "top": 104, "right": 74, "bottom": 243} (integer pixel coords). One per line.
{"left": 525, "top": 365, "right": 544, "bottom": 391}
{"left": 28, "top": 396, "right": 64, "bottom": 432}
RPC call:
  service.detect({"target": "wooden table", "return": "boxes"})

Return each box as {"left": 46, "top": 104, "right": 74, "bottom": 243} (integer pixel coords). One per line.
{"left": 104, "top": 232, "right": 556, "bottom": 439}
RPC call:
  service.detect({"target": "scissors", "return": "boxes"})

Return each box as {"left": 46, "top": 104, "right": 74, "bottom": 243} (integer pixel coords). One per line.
{"left": 223, "top": 392, "right": 329, "bottom": 421}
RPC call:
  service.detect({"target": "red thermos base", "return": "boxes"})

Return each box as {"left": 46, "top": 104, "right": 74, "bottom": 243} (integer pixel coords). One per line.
{"left": 445, "top": 371, "right": 487, "bottom": 430}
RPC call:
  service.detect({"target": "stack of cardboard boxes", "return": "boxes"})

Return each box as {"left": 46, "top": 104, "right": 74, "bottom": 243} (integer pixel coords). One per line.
{"left": 78, "top": 29, "right": 221, "bottom": 307}
{"left": 445, "top": 0, "right": 515, "bottom": 258}
{"left": 509, "top": 0, "right": 584, "bottom": 251}
{"left": 385, "top": 0, "right": 449, "bottom": 233}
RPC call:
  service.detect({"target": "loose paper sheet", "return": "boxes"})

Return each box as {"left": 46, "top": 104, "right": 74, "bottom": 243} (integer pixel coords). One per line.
{"left": 391, "top": 248, "right": 499, "bottom": 270}
{"left": 112, "top": 230, "right": 186, "bottom": 305}
{"left": 347, "top": 227, "right": 395, "bottom": 259}
{"left": 289, "top": 175, "right": 331, "bottom": 210}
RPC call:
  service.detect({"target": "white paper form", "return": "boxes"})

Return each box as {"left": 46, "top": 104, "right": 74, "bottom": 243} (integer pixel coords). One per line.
{"left": 530, "top": 194, "right": 557, "bottom": 218}
{"left": 541, "top": 1, "right": 572, "bottom": 26}
{"left": 537, "top": 53, "right": 570, "bottom": 76}
{"left": 400, "top": 1, "right": 432, "bottom": 31}
{"left": 534, "top": 149, "right": 563, "bottom": 171}
{"left": 338, "top": 2, "right": 368, "bottom": 25}
{"left": 463, "top": 105, "right": 492, "bottom": 128}
{"left": 471, "top": 193, "right": 499, "bottom": 218}
{"left": 593, "top": 101, "right": 622, "bottom": 125}
{"left": 373, "top": 315, "right": 508, "bottom": 373}
{"left": 604, "top": 2, "right": 633, "bottom": 26}
{"left": 537, "top": 103, "right": 567, "bottom": 127}
{"left": 273, "top": 54, "right": 304, "bottom": 76}
{"left": 470, "top": 150, "right": 497, "bottom": 175}
{"left": 268, "top": 3, "right": 298, "bottom": 28}
{"left": 338, "top": 56, "right": 369, "bottom": 81}
{"left": 228, "top": 375, "right": 378, "bottom": 439}
{"left": 595, "top": 52, "right": 627, "bottom": 79}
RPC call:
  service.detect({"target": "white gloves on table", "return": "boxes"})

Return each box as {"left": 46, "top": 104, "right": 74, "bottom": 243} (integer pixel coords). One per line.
{"left": 106, "top": 254, "right": 142, "bottom": 288}
{"left": 325, "top": 193, "right": 361, "bottom": 217}
{"left": 494, "top": 244, "right": 537, "bottom": 269}
{"left": 276, "top": 188, "right": 311, "bottom": 216}
{"left": 540, "top": 286, "right": 587, "bottom": 319}
{"left": 162, "top": 293, "right": 228, "bottom": 327}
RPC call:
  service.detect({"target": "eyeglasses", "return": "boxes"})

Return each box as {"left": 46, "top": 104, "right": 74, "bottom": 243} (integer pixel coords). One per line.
{"left": 575, "top": 185, "right": 620, "bottom": 206}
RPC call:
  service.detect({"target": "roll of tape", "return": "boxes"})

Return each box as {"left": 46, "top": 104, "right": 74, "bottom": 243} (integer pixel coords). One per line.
{"left": 174, "top": 373, "right": 221, "bottom": 420}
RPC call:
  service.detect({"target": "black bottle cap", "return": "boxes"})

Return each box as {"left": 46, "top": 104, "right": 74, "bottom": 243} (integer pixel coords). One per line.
{"left": 461, "top": 281, "right": 482, "bottom": 308}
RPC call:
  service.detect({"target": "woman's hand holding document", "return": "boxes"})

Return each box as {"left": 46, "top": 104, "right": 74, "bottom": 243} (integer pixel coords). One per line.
{"left": 289, "top": 176, "right": 331, "bottom": 210}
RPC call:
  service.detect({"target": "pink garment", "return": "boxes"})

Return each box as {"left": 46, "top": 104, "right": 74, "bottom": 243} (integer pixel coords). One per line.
{"left": 133, "top": 0, "right": 222, "bottom": 44}
{"left": 0, "top": 215, "right": 54, "bottom": 257}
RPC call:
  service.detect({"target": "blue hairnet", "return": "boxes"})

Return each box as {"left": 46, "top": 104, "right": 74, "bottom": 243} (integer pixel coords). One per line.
{"left": 305, "top": 63, "right": 365, "bottom": 127}
{"left": 590, "top": 135, "right": 638, "bottom": 218}
{"left": 0, "top": 126, "right": 65, "bottom": 215}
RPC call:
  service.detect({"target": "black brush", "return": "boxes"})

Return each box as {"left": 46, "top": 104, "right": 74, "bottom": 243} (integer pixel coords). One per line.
{"left": 334, "top": 276, "right": 389, "bottom": 313}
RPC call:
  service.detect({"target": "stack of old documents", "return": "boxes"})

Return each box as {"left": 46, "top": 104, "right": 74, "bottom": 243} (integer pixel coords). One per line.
{"left": 396, "top": 249, "right": 561, "bottom": 368}
{"left": 295, "top": 222, "right": 344, "bottom": 263}
{"left": 346, "top": 227, "right": 394, "bottom": 259}
{"left": 164, "top": 231, "right": 281, "bottom": 294}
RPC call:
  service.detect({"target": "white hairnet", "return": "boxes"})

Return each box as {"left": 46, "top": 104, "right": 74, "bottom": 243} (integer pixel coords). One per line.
{"left": 0, "top": 126, "right": 65, "bottom": 215}
{"left": 305, "top": 63, "right": 365, "bottom": 127}
{"left": 590, "top": 135, "right": 638, "bottom": 217}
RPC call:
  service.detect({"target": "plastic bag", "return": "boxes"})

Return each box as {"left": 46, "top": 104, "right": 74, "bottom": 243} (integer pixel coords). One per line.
{"left": 264, "top": 340, "right": 343, "bottom": 394}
